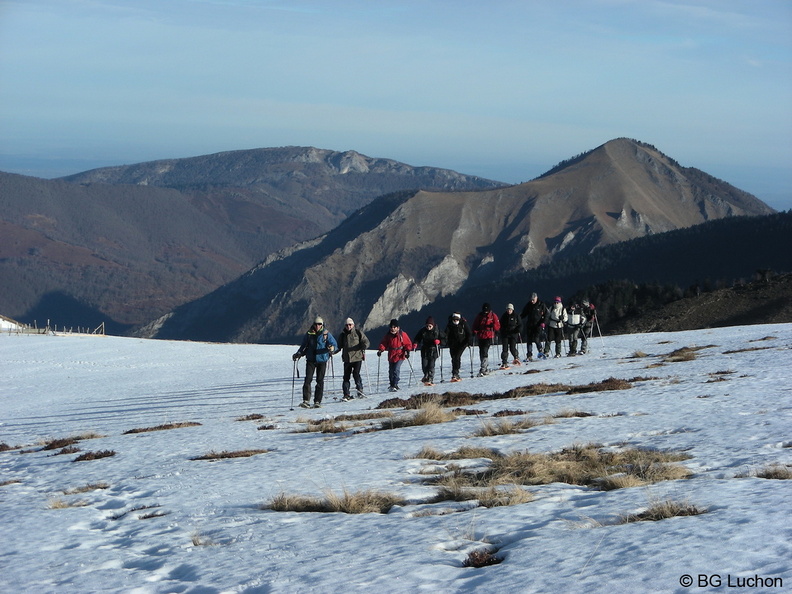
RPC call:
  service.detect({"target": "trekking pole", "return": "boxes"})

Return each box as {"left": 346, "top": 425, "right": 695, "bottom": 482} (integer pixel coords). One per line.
{"left": 377, "top": 353, "right": 381, "bottom": 393}
{"left": 437, "top": 344, "right": 444, "bottom": 383}
{"left": 290, "top": 359, "right": 297, "bottom": 410}
{"left": 329, "top": 353, "right": 337, "bottom": 397}
{"left": 364, "top": 356, "right": 372, "bottom": 397}
{"left": 595, "top": 316, "right": 605, "bottom": 348}
{"left": 469, "top": 343, "right": 474, "bottom": 378}
{"left": 405, "top": 354, "right": 414, "bottom": 387}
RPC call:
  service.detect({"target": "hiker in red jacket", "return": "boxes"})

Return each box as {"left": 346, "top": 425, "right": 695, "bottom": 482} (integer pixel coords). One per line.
{"left": 378, "top": 319, "right": 413, "bottom": 391}
{"left": 472, "top": 303, "right": 500, "bottom": 376}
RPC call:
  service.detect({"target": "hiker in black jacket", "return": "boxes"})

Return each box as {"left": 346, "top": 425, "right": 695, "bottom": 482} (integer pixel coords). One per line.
{"left": 520, "top": 292, "right": 549, "bottom": 361}
{"left": 499, "top": 303, "right": 522, "bottom": 368}
{"left": 412, "top": 317, "right": 445, "bottom": 386}
{"left": 444, "top": 312, "right": 472, "bottom": 382}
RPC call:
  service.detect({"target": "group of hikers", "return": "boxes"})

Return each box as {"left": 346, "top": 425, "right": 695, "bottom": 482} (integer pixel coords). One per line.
{"left": 291, "top": 293, "right": 597, "bottom": 409}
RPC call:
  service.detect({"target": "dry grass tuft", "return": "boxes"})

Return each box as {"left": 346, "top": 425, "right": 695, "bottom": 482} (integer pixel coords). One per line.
{"left": 266, "top": 488, "right": 406, "bottom": 514}
{"left": 236, "top": 414, "right": 265, "bottom": 421}
{"left": 722, "top": 346, "right": 774, "bottom": 354}
{"left": 139, "top": 510, "right": 170, "bottom": 519}
{"left": 191, "top": 531, "right": 218, "bottom": 546}
{"left": 463, "top": 547, "right": 504, "bottom": 568}
{"left": 631, "top": 351, "right": 649, "bottom": 358}
{"left": 493, "top": 409, "right": 530, "bottom": 417}
{"left": 51, "top": 445, "right": 81, "bottom": 456}
{"left": 411, "top": 445, "right": 500, "bottom": 461}
{"left": 123, "top": 422, "right": 201, "bottom": 434}
{"left": 618, "top": 498, "right": 707, "bottom": 523}
{"left": 1, "top": 479, "right": 22, "bottom": 486}
{"left": 663, "top": 345, "right": 716, "bottom": 362}
{"left": 191, "top": 449, "right": 268, "bottom": 461}
{"left": 471, "top": 416, "right": 552, "bottom": 437}
{"left": 73, "top": 450, "right": 116, "bottom": 462}
{"left": 737, "top": 464, "right": 792, "bottom": 480}
{"left": 63, "top": 482, "right": 110, "bottom": 494}
{"left": 47, "top": 497, "right": 90, "bottom": 509}
{"left": 567, "top": 377, "right": 632, "bottom": 394}
{"left": 257, "top": 424, "right": 278, "bottom": 431}
{"left": 553, "top": 409, "right": 595, "bottom": 418}
{"left": 424, "top": 443, "right": 691, "bottom": 491}
{"left": 299, "top": 419, "right": 349, "bottom": 434}
{"left": 380, "top": 402, "right": 458, "bottom": 430}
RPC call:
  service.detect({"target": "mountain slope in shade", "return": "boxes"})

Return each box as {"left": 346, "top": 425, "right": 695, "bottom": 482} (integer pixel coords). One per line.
{"left": 139, "top": 138, "right": 774, "bottom": 343}
{"left": 1, "top": 149, "right": 501, "bottom": 329}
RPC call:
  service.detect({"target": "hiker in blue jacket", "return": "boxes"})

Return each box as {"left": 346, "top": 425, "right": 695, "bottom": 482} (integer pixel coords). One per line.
{"left": 293, "top": 316, "right": 338, "bottom": 408}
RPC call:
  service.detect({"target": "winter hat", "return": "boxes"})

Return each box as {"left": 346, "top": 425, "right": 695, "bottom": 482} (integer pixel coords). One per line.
{"left": 482, "top": 302, "right": 491, "bottom": 312}
{"left": 582, "top": 300, "right": 590, "bottom": 307}
{"left": 452, "top": 312, "right": 461, "bottom": 320}
{"left": 507, "top": 303, "right": 514, "bottom": 310}
{"left": 426, "top": 316, "right": 435, "bottom": 325}
{"left": 389, "top": 318, "right": 399, "bottom": 327}
{"left": 554, "top": 296, "right": 562, "bottom": 303}
{"left": 314, "top": 316, "right": 324, "bottom": 325}
{"left": 345, "top": 318, "right": 354, "bottom": 325}
{"left": 531, "top": 292, "right": 538, "bottom": 300}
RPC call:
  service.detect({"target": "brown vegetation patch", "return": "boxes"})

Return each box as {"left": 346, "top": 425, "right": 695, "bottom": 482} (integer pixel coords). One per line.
{"left": 0, "top": 443, "right": 12, "bottom": 452}
{"left": 236, "top": 414, "right": 265, "bottom": 421}
{"left": 380, "top": 403, "right": 459, "bottom": 430}
{"left": 73, "top": 450, "right": 116, "bottom": 462}
{"left": 1, "top": 479, "right": 22, "bottom": 486}
{"left": 749, "top": 336, "right": 777, "bottom": 342}
{"left": 412, "top": 445, "right": 500, "bottom": 461}
{"left": 737, "top": 464, "right": 792, "bottom": 480}
{"left": 257, "top": 424, "right": 278, "bottom": 431}
{"left": 51, "top": 445, "right": 81, "bottom": 456}
{"left": 471, "top": 416, "right": 553, "bottom": 437}
{"left": 452, "top": 408, "right": 487, "bottom": 416}
{"left": 662, "top": 345, "right": 716, "bottom": 363}
{"left": 190, "top": 449, "right": 268, "bottom": 460}
{"left": 553, "top": 409, "right": 595, "bottom": 418}
{"left": 619, "top": 498, "right": 707, "bottom": 523}
{"left": 63, "top": 482, "right": 110, "bottom": 494}
{"left": 265, "top": 489, "right": 407, "bottom": 514}
{"left": 123, "top": 422, "right": 202, "bottom": 434}
{"left": 425, "top": 443, "right": 692, "bottom": 491}
{"left": 567, "top": 377, "right": 632, "bottom": 394}
{"left": 722, "top": 346, "right": 774, "bottom": 354}
{"left": 493, "top": 409, "right": 530, "bottom": 417}
{"left": 463, "top": 548, "right": 504, "bottom": 568}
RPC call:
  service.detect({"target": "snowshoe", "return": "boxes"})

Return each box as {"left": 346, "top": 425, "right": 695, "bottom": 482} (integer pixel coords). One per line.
{"left": 299, "top": 401, "right": 312, "bottom": 409}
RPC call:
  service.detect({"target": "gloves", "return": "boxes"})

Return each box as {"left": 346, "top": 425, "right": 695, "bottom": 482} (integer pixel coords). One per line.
{"left": 434, "top": 339, "right": 441, "bottom": 345}
{"left": 328, "top": 345, "right": 335, "bottom": 354}
{"left": 540, "top": 323, "right": 545, "bottom": 329}
{"left": 377, "top": 350, "right": 382, "bottom": 357}
{"left": 404, "top": 349, "right": 410, "bottom": 359}
{"left": 292, "top": 353, "right": 301, "bottom": 361}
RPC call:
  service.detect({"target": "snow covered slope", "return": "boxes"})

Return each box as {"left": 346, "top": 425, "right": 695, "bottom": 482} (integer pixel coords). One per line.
{"left": 1, "top": 325, "right": 790, "bottom": 593}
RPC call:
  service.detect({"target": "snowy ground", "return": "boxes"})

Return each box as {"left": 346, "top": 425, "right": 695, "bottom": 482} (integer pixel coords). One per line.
{"left": 1, "top": 324, "right": 790, "bottom": 593}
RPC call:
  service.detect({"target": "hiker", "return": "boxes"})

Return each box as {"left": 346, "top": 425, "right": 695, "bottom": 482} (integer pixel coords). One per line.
{"left": 293, "top": 316, "right": 338, "bottom": 408}
{"left": 338, "top": 317, "right": 369, "bottom": 400}
{"left": 581, "top": 299, "right": 597, "bottom": 353}
{"left": 544, "top": 296, "right": 568, "bottom": 358}
{"left": 499, "top": 303, "right": 522, "bottom": 368}
{"left": 472, "top": 303, "right": 500, "bottom": 376}
{"left": 412, "top": 316, "right": 445, "bottom": 386}
{"left": 566, "top": 302, "right": 590, "bottom": 356}
{"left": 520, "top": 292, "right": 549, "bottom": 361}
{"left": 377, "top": 319, "right": 413, "bottom": 392}
{"left": 444, "top": 312, "right": 472, "bottom": 382}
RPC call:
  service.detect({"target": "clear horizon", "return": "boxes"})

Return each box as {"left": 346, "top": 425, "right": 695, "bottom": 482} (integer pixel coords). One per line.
{"left": 1, "top": 1, "right": 790, "bottom": 209}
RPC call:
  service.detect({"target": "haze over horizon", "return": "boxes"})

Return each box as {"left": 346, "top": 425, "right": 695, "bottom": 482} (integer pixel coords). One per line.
{"left": 1, "top": 0, "right": 790, "bottom": 210}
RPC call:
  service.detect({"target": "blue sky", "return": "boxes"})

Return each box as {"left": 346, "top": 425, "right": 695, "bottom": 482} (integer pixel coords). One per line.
{"left": 1, "top": 0, "right": 790, "bottom": 209}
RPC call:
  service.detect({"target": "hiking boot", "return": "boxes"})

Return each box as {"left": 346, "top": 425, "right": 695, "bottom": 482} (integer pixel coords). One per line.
{"left": 298, "top": 401, "right": 312, "bottom": 409}
{"left": 341, "top": 395, "right": 353, "bottom": 402}
{"left": 512, "top": 358, "right": 522, "bottom": 366}
{"left": 313, "top": 402, "right": 322, "bottom": 408}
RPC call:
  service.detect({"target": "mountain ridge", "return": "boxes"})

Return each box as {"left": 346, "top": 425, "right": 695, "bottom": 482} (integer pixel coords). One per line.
{"left": 138, "top": 138, "right": 775, "bottom": 343}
